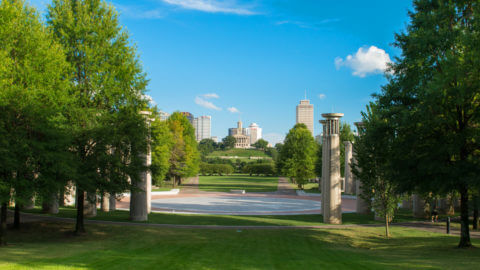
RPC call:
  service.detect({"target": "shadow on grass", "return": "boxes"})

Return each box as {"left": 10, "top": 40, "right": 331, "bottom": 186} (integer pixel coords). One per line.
{"left": 1, "top": 221, "right": 479, "bottom": 270}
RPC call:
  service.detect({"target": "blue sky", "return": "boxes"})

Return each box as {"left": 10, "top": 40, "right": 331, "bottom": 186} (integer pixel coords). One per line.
{"left": 30, "top": 0, "right": 413, "bottom": 144}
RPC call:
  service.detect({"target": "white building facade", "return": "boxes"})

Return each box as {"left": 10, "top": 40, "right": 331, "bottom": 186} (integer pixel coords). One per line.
{"left": 296, "top": 99, "right": 314, "bottom": 136}
{"left": 193, "top": 116, "right": 211, "bottom": 142}
{"left": 247, "top": 123, "right": 262, "bottom": 144}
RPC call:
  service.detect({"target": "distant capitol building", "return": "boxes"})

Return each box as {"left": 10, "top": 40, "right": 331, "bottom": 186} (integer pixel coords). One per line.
{"left": 227, "top": 121, "right": 263, "bottom": 148}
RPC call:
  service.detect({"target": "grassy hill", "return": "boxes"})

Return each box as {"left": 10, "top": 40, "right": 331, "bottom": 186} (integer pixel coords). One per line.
{"left": 208, "top": 148, "right": 271, "bottom": 159}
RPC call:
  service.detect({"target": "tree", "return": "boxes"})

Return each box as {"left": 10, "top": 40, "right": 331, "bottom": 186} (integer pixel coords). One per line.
{"left": 151, "top": 116, "right": 173, "bottom": 186}
{"left": 47, "top": 0, "right": 149, "bottom": 233}
{"left": 0, "top": 0, "right": 71, "bottom": 241}
{"left": 352, "top": 103, "right": 401, "bottom": 238}
{"left": 167, "top": 112, "right": 200, "bottom": 187}
{"left": 372, "top": 0, "right": 480, "bottom": 247}
{"left": 198, "top": 138, "right": 217, "bottom": 157}
{"left": 279, "top": 124, "right": 317, "bottom": 189}
{"left": 222, "top": 136, "right": 236, "bottom": 149}
{"left": 252, "top": 139, "right": 268, "bottom": 151}
{"left": 314, "top": 142, "right": 323, "bottom": 178}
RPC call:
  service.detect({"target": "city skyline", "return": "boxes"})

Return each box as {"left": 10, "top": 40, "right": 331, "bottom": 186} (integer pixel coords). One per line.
{"left": 28, "top": 0, "right": 413, "bottom": 144}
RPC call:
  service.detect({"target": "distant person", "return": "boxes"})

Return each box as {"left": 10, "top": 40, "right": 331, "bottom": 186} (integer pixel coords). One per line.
{"left": 431, "top": 206, "right": 439, "bottom": 223}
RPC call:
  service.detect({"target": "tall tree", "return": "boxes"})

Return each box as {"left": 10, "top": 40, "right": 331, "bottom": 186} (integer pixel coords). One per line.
{"left": 222, "top": 136, "right": 236, "bottom": 150}
{"left": 167, "top": 112, "right": 200, "bottom": 187}
{"left": 151, "top": 114, "right": 173, "bottom": 186}
{"left": 0, "top": 0, "right": 71, "bottom": 238}
{"left": 353, "top": 103, "right": 401, "bottom": 238}
{"left": 373, "top": 0, "right": 480, "bottom": 247}
{"left": 280, "top": 123, "right": 317, "bottom": 189}
{"left": 47, "top": 0, "right": 148, "bottom": 233}
{"left": 339, "top": 122, "right": 355, "bottom": 177}
{"left": 252, "top": 139, "right": 269, "bottom": 151}
{"left": 198, "top": 138, "right": 217, "bottom": 158}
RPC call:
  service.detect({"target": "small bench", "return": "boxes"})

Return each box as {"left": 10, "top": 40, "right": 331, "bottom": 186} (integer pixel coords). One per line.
{"left": 230, "top": 189, "right": 246, "bottom": 194}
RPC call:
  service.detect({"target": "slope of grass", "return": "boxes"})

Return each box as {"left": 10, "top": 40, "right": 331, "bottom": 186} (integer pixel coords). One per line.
{"left": 198, "top": 175, "right": 278, "bottom": 192}
{"left": 1, "top": 221, "right": 479, "bottom": 269}
{"left": 208, "top": 148, "right": 270, "bottom": 158}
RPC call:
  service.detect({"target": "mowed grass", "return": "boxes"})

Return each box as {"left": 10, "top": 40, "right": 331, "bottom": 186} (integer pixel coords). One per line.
{"left": 1, "top": 221, "right": 479, "bottom": 270}
{"left": 208, "top": 148, "right": 270, "bottom": 158}
{"left": 21, "top": 207, "right": 384, "bottom": 226}
{"left": 199, "top": 175, "right": 278, "bottom": 193}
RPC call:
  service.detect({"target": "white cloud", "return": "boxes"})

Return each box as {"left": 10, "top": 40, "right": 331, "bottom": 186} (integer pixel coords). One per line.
{"left": 335, "top": 46, "right": 392, "bottom": 77}
{"left": 143, "top": 94, "right": 157, "bottom": 106}
{"left": 318, "top": 94, "right": 326, "bottom": 100}
{"left": 195, "top": 96, "right": 221, "bottom": 111}
{"left": 161, "top": 0, "right": 256, "bottom": 15}
{"left": 201, "top": 93, "right": 219, "bottom": 99}
{"left": 263, "top": 133, "right": 285, "bottom": 145}
{"left": 116, "top": 4, "right": 165, "bottom": 19}
{"left": 227, "top": 107, "right": 240, "bottom": 113}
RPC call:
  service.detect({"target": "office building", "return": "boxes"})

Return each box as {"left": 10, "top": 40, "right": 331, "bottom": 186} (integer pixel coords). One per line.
{"left": 247, "top": 123, "right": 262, "bottom": 144}
{"left": 296, "top": 99, "right": 314, "bottom": 136}
{"left": 193, "top": 116, "right": 211, "bottom": 142}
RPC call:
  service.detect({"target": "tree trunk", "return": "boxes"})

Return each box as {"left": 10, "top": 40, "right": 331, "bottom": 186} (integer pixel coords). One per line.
{"left": 0, "top": 203, "right": 7, "bottom": 246}
{"left": 59, "top": 188, "right": 65, "bottom": 207}
{"left": 458, "top": 187, "right": 471, "bottom": 248}
{"left": 473, "top": 195, "right": 479, "bottom": 231}
{"left": 75, "top": 188, "right": 86, "bottom": 234}
{"left": 385, "top": 213, "right": 390, "bottom": 239}
{"left": 13, "top": 204, "right": 20, "bottom": 230}
{"left": 109, "top": 193, "right": 116, "bottom": 211}
{"left": 101, "top": 193, "right": 109, "bottom": 212}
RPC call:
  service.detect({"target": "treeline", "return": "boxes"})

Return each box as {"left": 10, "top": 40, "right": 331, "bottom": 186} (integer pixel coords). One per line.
{"left": 199, "top": 162, "right": 276, "bottom": 176}
{"left": 0, "top": 0, "right": 199, "bottom": 245}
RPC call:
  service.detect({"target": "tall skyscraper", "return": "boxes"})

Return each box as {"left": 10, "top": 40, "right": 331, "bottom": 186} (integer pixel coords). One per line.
{"left": 193, "top": 116, "right": 211, "bottom": 142}
{"left": 296, "top": 98, "right": 314, "bottom": 136}
{"left": 247, "top": 123, "right": 262, "bottom": 144}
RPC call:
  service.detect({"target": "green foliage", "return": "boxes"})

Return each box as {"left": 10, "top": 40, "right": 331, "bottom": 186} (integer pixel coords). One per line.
{"left": 47, "top": 0, "right": 149, "bottom": 232}
{"left": 150, "top": 116, "right": 173, "bottom": 186}
{"left": 167, "top": 112, "right": 200, "bottom": 185}
{"left": 252, "top": 139, "right": 268, "bottom": 150}
{"left": 0, "top": 0, "right": 72, "bottom": 208}
{"left": 244, "top": 163, "right": 276, "bottom": 176}
{"left": 221, "top": 135, "right": 236, "bottom": 149}
{"left": 314, "top": 142, "right": 322, "bottom": 177}
{"left": 199, "top": 163, "right": 234, "bottom": 176}
{"left": 198, "top": 138, "right": 217, "bottom": 157}
{"left": 279, "top": 123, "right": 317, "bottom": 189}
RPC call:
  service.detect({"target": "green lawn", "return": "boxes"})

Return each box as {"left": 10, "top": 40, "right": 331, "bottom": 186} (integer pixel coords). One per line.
{"left": 198, "top": 175, "right": 278, "bottom": 192}
{"left": 292, "top": 182, "right": 321, "bottom": 193}
{"left": 208, "top": 148, "right": 270, "bottom": 158}
{"left": 1, "top": 221, "right": 479, "bottom": 269}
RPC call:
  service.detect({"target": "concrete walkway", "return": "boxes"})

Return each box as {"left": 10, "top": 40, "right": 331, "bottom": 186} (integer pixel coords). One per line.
{"left": 275, "top": 177, "right": 297, "bottom": 195}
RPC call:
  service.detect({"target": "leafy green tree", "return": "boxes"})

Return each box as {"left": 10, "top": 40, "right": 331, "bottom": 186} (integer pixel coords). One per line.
{"left": 252, "top": 139, "right": 268, "bottom": 151}
{"left": 47, "top": 0, "right": 149, "bottom": 233}
{"left": 221, "top": 136, "right": 236, "bottom": 149}
{"left": 0, "top": 0, "right": 71, "bottom": 240}
{"left": 371, "top": 0, "right": 480, "bottom": 247}
{"left": 198, "top": 138, "right": 217, "bottom": 157}
{"left": 167, "top": 112, "right": 200, "bottom": 186}
{"left": 280, "top": 124, "right": 317, "bottom": 189}
{"left": 352, "top": 103, "right": 401, "bottom": 238}
{"left": 151, "top": 116, "right": 173, "bottom": 186}
{"left": 314, "top": 142, "right": 323, "bottom": 178}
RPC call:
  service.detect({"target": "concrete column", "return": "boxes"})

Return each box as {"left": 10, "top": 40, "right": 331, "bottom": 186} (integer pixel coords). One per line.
{"left": 101, "top": 193, "right": 110, "bottom": 212}
{"left": 353, "top": 122, "right": 370, "bottom": 214}
{"left": 64, "top": 183, "right": 76, "bottom": 206}
{"left": 84, "top": 192, "right": 97, "bottom": 217}
{"left": 344, "top": 141, "right": 354, "bottom": 194}
{"left": 43, "top": 193, "right": 59, "bottom": 214}
{"left": 109, "top": 193, "right": 116, "bottom": 211}
{"left": 319, "top": 120, "right": 327, "bottom": 193}
{"left": 130, "top": 111, "right": 153, "bottom": 221}
{"left": 412, "top": 194, "right": 426, "bottom": 218}
{"left": 320, "top": 113, "right": 343, "bottom": 224}
{"left": 24, "top": 196, "right": 35, "bottom": 210}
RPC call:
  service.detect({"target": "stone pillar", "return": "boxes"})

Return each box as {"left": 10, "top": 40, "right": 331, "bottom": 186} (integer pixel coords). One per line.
{"left": 319, "top": 120, "right": 326, "bottom": 193}
{"left": 320, "top": 113, "right": 343, "bottom": 224}
{"left": 344, "top": 141, "right": 354, "bottom": 194}
{"left": 64, "top": 183, "right": 76, "bottom": 206}
{"left": 130, "top": 111, "right": 153, "bottom": 221}
{"left": 84, "top": 192, "right": 97, "bottom": 217}
{"left": 412, "top": 194, "right": 426, "bottom": 218}
{"left": 109, "top": 193, "right": 116, "bottom": 211}
{"left": 101, "top": 193, "right": 110, "bottom": 212}
{"left": 24, "top": 196, "right": 35, "bottom": 210}
{"left": 353, "top": 122, "right": 370, "bottom": 214}
{"left": 43, "top": 193, "right": 59, "bottom": 214}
